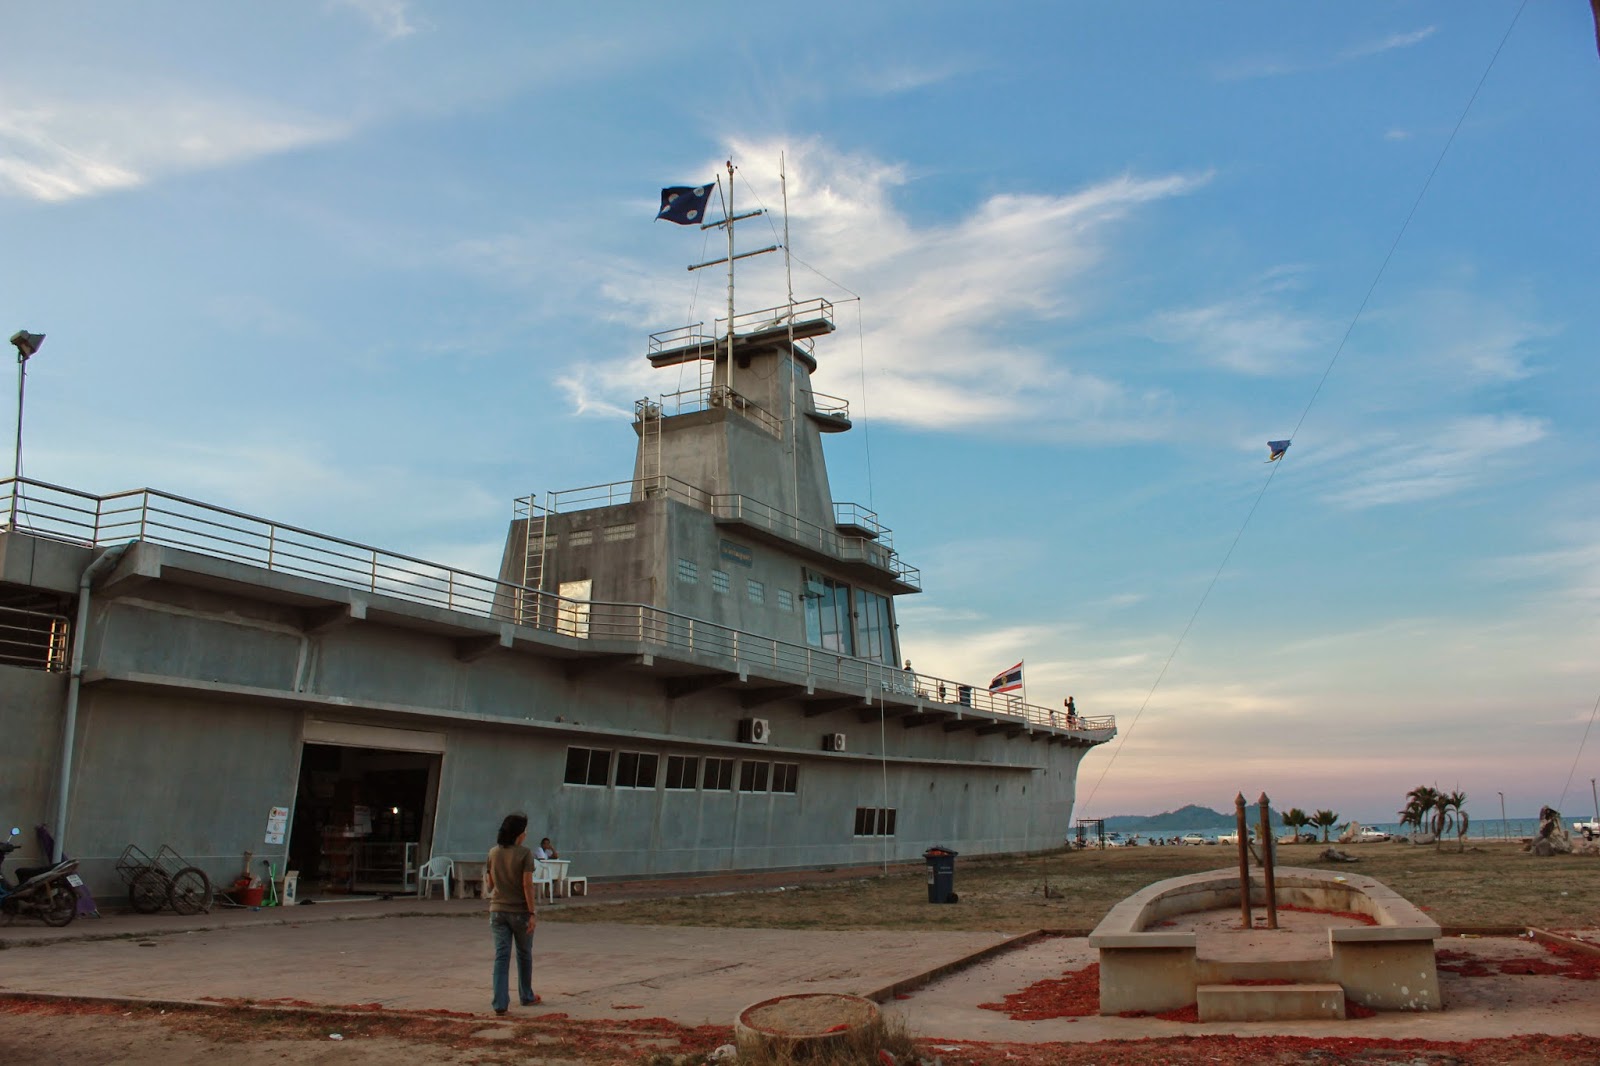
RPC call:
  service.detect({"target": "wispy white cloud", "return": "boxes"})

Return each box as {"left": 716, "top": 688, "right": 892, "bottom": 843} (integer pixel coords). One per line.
{"left": 1217, "top": 24, "right": 1436, "bottom": 81}
{"left": 1384, "top": 128, "right": 1414, "bottom": 142}
{"left": 1324, "top": 414, "right": 1547, "bottom": 509}
{"left": 1149, "top": 272, "right": 1331, "bottom": 375}
{"left": 329, "top": 0, "right": 421, "bottom": 40}
{"left": 1340, "top": 26, "right": 1437, "bottom": 61}
{"left": 855, "top": 59, "right": 974, "bottom": 95}
{"left": 560, "top": 139, "right": 1209, "bottom": 435}
{"left": 0, "top": 91, "right": 348, "bottom": 203}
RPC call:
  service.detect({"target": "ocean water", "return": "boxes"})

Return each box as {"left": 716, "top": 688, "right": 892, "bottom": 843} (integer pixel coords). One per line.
{"left": 1090, "top": 817, "right": 1551, "bottom": 843}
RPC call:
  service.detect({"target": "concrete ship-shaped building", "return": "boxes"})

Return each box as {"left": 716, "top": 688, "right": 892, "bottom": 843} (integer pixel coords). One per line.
{"left": 1, "top": 293, "right": 1114, "bottom": 899}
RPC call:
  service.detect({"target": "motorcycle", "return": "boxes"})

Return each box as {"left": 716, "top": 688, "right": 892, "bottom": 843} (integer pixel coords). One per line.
{"left": 0, "top": 825, "right": 80, "bottom": 927}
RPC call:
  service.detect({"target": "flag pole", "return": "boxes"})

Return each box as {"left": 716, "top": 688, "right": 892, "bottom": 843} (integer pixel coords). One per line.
{"left": 1020, "top": 658, "right": 1028, "bottom": 712}
{"left": 724, "top": 158, "right": 736, "bottom": 395}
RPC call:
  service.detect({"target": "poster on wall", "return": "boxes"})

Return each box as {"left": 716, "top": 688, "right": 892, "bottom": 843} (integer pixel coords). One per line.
{"left": 264, "top": 805, "right": 289, "bottom": 845}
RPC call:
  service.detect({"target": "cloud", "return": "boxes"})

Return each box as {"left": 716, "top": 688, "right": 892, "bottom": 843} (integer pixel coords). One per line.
{"left": 1340, "top": 26, "right": 1437, "bottom": 61}
{"left": 0, "top": 92, "right": 348, "bottom": 203}
{"left": 1217, "top": 24, "right": 1436, "bottom": 81}
{"left": 855, "top": 59, "right": 973, "bottom": 95}
{"left": 1149, "top": 274, "right": 1331, "bottom": 375}
{"left": 1324, "top": 414, "right": 1547, "bottom": 509}
{"left": 563, "top": 139, "right": 1208, "bottom": 436}
{"left": 329, "top": 0, "right": 421, "bottom": 40}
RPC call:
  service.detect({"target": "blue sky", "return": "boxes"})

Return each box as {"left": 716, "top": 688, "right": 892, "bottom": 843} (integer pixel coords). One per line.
{"left": 4, "top": 2, "right": 1598, "bottom": 825}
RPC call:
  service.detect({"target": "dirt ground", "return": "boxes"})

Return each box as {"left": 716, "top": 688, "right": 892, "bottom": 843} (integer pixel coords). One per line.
{"left": 10, "top": 846, "right": 1600, "bottom": 1064}
{"left": 551, "top": 840, "right": 1600, "bottom": 932}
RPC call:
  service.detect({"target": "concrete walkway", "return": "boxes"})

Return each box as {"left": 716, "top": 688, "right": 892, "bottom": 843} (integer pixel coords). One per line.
{"left": 5, "top": 890, "right": 1600, "bottom": 1044}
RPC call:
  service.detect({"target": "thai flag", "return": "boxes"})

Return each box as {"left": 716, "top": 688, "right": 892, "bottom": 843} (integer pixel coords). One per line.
{"left": 989, "top": 661, "right": 1023, "bottom": 694}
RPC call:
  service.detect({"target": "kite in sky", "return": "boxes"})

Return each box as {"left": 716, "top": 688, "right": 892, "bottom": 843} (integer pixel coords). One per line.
{"left": 1267, "top": 440, "right": 1291, "bottom": 462}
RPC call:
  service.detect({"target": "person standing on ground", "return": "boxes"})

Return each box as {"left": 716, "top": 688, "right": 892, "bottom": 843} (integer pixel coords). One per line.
{"left": 483, "top": 811, "right": 540, "bottom": 1014}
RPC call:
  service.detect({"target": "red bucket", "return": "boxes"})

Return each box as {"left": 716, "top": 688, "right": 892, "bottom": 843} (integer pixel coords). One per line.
{"left": 236, "top": 884, "right": 266, "bottom": 906}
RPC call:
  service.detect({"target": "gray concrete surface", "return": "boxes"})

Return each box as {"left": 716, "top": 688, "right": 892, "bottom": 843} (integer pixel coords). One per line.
{"left": 6, "top": 903, "right": 1600, "bottom": 1043}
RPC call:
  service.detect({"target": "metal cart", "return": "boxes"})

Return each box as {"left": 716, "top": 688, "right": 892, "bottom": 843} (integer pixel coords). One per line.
{"left": 115, "top": 843, "right": 213, "bottom": 915}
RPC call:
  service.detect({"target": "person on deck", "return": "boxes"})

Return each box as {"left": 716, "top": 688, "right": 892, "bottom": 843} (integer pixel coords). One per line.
{"left": 484, "top": 812, "right": 541, "bottom": 1014}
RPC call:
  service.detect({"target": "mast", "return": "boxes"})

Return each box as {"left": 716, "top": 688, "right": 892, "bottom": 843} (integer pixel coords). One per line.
{"left": 686, "top": 158, "right": 777, "bottom": 398}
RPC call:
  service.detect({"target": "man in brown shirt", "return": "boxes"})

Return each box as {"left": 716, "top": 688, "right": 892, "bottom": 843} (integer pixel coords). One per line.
{"left": 483, "top": 811, "right": 540, "bottom": 1013}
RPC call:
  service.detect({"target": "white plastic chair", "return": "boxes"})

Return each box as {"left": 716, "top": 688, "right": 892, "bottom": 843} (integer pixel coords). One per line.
{"left": 532, "top": 859, "right": 555, "bottom": 902}
{"left": 417, "top": 856, "right": 453, "bottom": 900}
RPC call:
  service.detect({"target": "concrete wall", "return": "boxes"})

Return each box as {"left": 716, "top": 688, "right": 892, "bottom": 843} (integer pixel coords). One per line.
{"left": 1, "top": 666, "right": 68, "bottom": 869}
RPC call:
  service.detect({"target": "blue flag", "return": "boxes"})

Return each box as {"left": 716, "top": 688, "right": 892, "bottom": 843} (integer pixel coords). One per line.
{"left": 657, "top": 183, "right": 714, "bottom": 225}
{"left": 1267, "top": 440, "right": 1291, "bottom": 462}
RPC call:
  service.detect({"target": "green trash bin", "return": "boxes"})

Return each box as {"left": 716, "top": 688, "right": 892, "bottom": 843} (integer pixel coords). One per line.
{"left": 923, "top": 846, "right": 958, "bottom": 903}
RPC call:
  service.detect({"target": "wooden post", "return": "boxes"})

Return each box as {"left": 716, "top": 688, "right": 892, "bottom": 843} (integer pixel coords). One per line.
{"left": 1235, "top": 792, "right": 1251, "bottom": 929}
{"left": 1258, "top": 792, "right": 1278, "bottom": 930}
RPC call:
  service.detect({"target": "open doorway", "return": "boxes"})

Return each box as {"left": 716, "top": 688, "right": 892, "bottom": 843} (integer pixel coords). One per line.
{"left": 289, "top": 742, "right": 442, "bottom": 896}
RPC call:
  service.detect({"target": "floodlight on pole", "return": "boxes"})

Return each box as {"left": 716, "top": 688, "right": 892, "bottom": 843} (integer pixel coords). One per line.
{"left": 9, "top": 330, "right": 44, "bottom": 525}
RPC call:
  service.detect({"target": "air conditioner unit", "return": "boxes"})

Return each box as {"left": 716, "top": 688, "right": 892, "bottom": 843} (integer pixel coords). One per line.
{"left": 739, "top": 717, "right": 771, "bottom": 745}
{"left": 823, "top": 732, "right": 847, "bottom": 753}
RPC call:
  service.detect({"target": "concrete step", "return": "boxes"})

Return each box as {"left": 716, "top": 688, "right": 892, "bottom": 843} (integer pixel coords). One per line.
{"left": 1196, "top": 982, "right": 1345, "bottom": 1022}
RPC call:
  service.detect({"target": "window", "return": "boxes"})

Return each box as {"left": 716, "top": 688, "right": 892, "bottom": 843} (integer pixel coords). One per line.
{"left": 615, "top": 751, "right": 659, "bottom": 789}
{"left": 777, "top": 589, "right": 794, "bottom": 611}
{"left": 803, "top": 569, "right": 855, "bottom": 655}
{"left": 772, "top": 762, "right": 798, "bottom": 794}
{"left": 564, "top": 747, "right": 611, "bottom": 787}
{"left": 738, "top": 760, "right": 770, "bottom": 793}
{"left": 567, "top": 529, "right": 593, "bottom": 547}
{"left": 854, "top": 807, "right": 897, "bottom": 836}
{"left": 677, "top": 559, "right": 698, "bottom": 584}
{"left": 665, "top": 755, "right": 700, "bottom": 790}
{"left": 604, "top": 523, "right": 636, "bottom": 542}
{"left": 856, "top": 590, "right": 896, "bottom": 667}
{"left": 712, "top": 569, "right": 730, "bottom": 594}
{"left": 747, "top": 579, "right": 765, "bottom": 606}
{"left": 702, "top": 757, "right": 735, "bottom": 791}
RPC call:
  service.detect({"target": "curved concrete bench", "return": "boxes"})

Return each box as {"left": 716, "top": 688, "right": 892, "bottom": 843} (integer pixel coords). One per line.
{"left": 1087, "top": 866, "right": 1440, "bottom": 1015}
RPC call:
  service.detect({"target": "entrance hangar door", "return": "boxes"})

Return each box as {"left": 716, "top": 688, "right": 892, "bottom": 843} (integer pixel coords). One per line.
{"left": 293, "top": 720, "right": 447, "bottom": 896}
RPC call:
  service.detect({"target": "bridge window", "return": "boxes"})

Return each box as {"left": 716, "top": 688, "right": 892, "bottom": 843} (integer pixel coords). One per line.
{"left": 802, "top": 570, "right": 854, "bottom": 655}
{"left": 702, "top": 757, "right": 735, "bottom": 791}
{"left": 664, "top": 755, "right": 699, "bottom": 790}
{"left": 615, "top": 751, "right": 658, "bottom": 789}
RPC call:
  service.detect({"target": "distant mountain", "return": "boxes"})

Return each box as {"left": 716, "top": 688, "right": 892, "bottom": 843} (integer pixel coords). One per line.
{"left": 1098, "top": 804, "right": 1284, "bottom": 832}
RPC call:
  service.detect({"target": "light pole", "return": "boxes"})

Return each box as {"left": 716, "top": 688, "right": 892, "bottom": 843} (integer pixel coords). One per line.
{"left": 1591, "top": 778, "right": 1598, "bottom": 824}
{"left": 9, "top": 330, "right": 45, "bottom": 525}
{"left": 1498, "top": 791, "right": 1506, "bottom": 841}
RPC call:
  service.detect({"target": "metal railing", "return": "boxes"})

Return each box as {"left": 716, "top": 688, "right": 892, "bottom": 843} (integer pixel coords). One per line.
{"left": 525, "top": 479, "right": 921, "bottom": 590}
{"left": 1, "top": 477, "right": 1111, "bottom": 737}
{"left": 650, "top": 384, "right": 784, "bottom": 438}
{"left": 811, "top": 391, "right": 851, "bottom": 421}
{"left": 647, "top": 299, "right": 834, "bottom": 362}
{"left": 0, "top": 603, "right": 70, "bottom": 672}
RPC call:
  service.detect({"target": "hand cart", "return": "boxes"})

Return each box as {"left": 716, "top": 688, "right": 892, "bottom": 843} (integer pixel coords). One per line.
{"left": 115, "top": 843, "right": 213, "bottom": 915}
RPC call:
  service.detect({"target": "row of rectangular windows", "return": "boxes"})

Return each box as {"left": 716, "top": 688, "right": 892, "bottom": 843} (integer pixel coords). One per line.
{"left": 538, "top": 524, "right": 637, "bottom": 550}
{"left": 854, "top": 807, "right": 898, "bottom": 837}
{"left": 677, "top": 560, "right": 794, "bottom": 610}
{"left": 564, "top": 746, "right": 798, "bottom": 794}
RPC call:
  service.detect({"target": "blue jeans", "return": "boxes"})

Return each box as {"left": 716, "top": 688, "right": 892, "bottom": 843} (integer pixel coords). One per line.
{"left": 490, "top": 910, "right": 534, "bottom": 1011}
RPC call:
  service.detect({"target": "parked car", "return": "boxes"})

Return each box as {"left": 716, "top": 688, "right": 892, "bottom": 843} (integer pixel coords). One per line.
{"left": 1357, "top": 827, "right": 1391, "bottom": 842}
{"left": 1573, "top": 820, "right": 1600, "bottom": 841}
{"left": 1180, "top": 833, "right": 1208, "bottom": 846}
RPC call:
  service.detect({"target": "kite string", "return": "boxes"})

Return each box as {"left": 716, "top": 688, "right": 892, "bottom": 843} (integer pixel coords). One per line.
{"left": 1288, "top": 0, "right": 1528, "bottom": 441}
{"left": 1078, "top": 463, "right": 1282, "bottom": 811}
{"left": 1083, "top": 1, "right": 1529, "bottom": 816}
{"left": 1557, "top": 691, "right": 1600, "bottom": 817}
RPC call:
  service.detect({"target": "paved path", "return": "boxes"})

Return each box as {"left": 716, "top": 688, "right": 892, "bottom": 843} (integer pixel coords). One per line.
{"left": 0, "top": 913, "right": 1011, "bottom": 1025}
{"left": 6, "top": 891, "right": 1600, "bottom": 1044}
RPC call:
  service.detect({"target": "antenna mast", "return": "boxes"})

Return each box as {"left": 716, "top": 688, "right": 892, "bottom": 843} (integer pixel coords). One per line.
{"left": 687, "top": 158, "right": 777, "bottom": 397}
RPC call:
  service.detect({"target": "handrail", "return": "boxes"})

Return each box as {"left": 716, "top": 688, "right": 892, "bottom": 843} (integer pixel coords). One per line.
{"left": 2, "top": 476, "right": 1109, "bottom": 736}
{"left": 0, "top": 603, "right": 70, "bottom": 672}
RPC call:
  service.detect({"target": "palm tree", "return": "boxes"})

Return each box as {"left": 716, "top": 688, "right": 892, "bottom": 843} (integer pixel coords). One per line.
{"left": 1399, "top": 785, "right": 1440, "bottom": 840}
{"left": 1311, "top": 809, "right": 1341, "bottom": 842}
{"left": 1282, "top": 808, "right": 1311, "bottom": 843}
{"left": 1440, "top": 790, "right": 1469, "bottom": 852}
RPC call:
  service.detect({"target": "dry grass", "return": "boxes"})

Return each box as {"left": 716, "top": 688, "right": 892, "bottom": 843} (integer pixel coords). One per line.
{"left": 553, "top": 840, "right": 1600, "bottom": 932}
